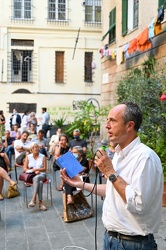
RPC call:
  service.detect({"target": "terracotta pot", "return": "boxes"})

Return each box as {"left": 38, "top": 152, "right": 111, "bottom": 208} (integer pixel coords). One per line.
{"left": 162, "top": 182, "right": 166, "bottom": 207}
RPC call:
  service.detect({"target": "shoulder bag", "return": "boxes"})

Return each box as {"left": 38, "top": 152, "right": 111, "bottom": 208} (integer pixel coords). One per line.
{"left": 19, "top": 172, "right": 36, "bottom": 183}
{"left": 7, "top": 185, "right": 20, "bottom": 199}
{"left": 63, "top": 190, "right": 93, "bottom": 222}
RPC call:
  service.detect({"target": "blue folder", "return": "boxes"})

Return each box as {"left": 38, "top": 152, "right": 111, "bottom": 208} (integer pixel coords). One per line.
{"left": 56, "top": 151, "right": 84, "bottom": 178}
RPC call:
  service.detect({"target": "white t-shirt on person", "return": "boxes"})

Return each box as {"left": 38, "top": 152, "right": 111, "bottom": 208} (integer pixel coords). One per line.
{"left": 14, "top": 139, "right": 31, "bottom": 158}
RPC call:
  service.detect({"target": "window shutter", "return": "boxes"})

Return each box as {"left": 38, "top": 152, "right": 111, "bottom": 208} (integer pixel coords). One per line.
{"left": 109, "top": 7, "right": 116, "bottom": 29}
{"left": 56, "top": 52, "right": 64, "bottom": 83}
{"left": 122, "top": 0, "right": 128, "bottom": 37}
{"left": 158, "top": 0, "right": 164, "bottom": 7}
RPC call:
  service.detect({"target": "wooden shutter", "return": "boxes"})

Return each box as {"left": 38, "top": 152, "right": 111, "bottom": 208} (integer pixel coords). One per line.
{"left": 122, "top": 0, "right": 128, "bottom": 37}
{"left": 55, "top": 51, "right": 64, "bottom": 83}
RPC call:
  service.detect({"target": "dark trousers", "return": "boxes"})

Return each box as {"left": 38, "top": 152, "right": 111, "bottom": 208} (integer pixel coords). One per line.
{"left": 42, "top": 124, "right": 50, "bottom": 138}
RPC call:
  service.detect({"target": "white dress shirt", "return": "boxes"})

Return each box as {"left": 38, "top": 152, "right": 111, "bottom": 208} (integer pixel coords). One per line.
{"left": 42, "top": 112, "right": 50, "bottom": 125}
{"left": 102, "top": 137, "right": 163, "bottom": 236}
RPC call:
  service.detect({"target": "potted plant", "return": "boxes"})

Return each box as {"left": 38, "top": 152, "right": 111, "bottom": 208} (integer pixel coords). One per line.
{"left": 65, "top": 100, "right": 111, "bottom": 162}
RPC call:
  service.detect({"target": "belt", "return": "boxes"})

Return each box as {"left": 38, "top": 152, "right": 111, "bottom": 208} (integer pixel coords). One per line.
{"left": 107, "top": 230, "right": 152, "bottom": 242}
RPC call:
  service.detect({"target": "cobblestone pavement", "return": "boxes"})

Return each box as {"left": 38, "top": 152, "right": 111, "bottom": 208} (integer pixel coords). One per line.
{"left": 0, "top": 160, "right": 166, "bottom": 249}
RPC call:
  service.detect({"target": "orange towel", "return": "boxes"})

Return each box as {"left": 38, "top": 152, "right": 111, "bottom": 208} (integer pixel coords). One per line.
{"left": 137, "top": 27, "right": 152, "bottom": 52}
{"left": 128, "top": 38, "right": 137, "bottom": 54}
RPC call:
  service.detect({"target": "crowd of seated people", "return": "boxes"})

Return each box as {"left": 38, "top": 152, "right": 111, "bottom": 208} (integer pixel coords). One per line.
{"left": 0, "top": 121, "right": 106, "bottom": 217}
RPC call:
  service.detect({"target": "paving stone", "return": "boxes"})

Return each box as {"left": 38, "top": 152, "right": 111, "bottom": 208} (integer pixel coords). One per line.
{"left": 0, "top": 156, "right": 166, "bottom": 250}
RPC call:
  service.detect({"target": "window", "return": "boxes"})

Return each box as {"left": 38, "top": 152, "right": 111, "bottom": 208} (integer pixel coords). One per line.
{"left": 55, "top": 51, "right": 64, "bottom": 83}
{"left": 85, "top": 0, "right": 101, "bottom": 23}
{"left": 11, "top": 50, "right": 32, "bottom": 82}
{"left": 133, "top": 0, "right": 139, "bottom": 29}
{"left": 122, "top": 0, "right": 139, "bottom": 37}
{"left": 84, "top": 52, "right": 93, "bottom": 82}
{"left": 48, "top": 0, "right": 66, "bottom": 21}
{"left": 102, "top": 8, "right": 116, "bottom": 44}
{"left": 14, "top": 0, "right": 31, "bottom": 19}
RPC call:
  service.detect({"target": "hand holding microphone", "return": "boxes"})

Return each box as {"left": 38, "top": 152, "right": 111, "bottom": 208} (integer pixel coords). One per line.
{"left": 94, "top": 139, "right": 114, "bottom": 177}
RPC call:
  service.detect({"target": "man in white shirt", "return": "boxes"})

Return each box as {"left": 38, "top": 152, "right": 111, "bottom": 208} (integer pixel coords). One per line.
{"left": 41, "top": 107, "right": 50, "bottom": 138}
{"left": 14, "top": 130, "right": 31, "bottom": 165}
{"left": 60, "top": 102, "right": 163, "bottom": 250}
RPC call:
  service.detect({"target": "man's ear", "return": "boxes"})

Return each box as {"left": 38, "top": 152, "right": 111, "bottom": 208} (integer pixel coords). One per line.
{"left": 127, "top": 121, "right": 135, "bottom": 131}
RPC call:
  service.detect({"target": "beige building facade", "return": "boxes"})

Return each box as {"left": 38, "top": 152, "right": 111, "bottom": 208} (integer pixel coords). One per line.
{"left": 100, "top": 0, "right": 166, "bottom": 138}
{"left": 0, "top": 0, "right": 102, "bottom": 125}
{"left": 101, "top": 0, "right": 166, "bottom": 106}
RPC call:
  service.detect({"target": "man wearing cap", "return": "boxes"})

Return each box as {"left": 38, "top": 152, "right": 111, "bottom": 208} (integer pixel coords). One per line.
{"left": 68, "top": 129, "right": 87, "bottom": 153}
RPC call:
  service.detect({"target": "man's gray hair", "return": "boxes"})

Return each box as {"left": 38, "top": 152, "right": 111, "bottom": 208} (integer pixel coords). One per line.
{"left": 73, "top": 146, "right": 83, "bottom": 154}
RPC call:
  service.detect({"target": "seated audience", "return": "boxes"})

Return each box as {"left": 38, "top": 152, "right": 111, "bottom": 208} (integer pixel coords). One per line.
{"left": 0, "top": 167, "right": 16, "bottom": 200}
{"left": 0, "top": 110, "right": 5, "bottom": 141}
{"left": 68, "top": 129, "right": 87, "bottom": 153}
{"left": 53, "top": 134, "right": 69, "bottom": 191}
{"left": 14, "top": 131, "right": 31, "bottom": 165}
{"left": 10, "top": 124, "right": 21, "bottom": 140}
{"left": 28, "top": 112, "right": 38, "bottom": 133}
{"left": 105, "top": 141, "right": 117, "bottom": 160}
{"left": 27, "top": 123, "right": 37, "bottom": 141}
{"left": 3, "top": 130, "right": 15, "bottom": 170}
{"left": 64, "top": 146, "right": 90, "bottom": 204}
{"left": 0, "top": 141, "right": 10, "bottom": 173}
{"left": 23, "top": 142, "right": 47, "bottom": 211}
{"left": 31, "top": 130, "right": 48, "bottom": 156}
{"left": 48, "top": 128, "right": 62, "bottom": 159}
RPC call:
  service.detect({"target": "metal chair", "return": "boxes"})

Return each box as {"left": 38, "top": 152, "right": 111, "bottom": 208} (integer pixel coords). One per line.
{"left": 23, "top": 178, "right": 53, "bottom": 208}
{"left": 14, "top": 162, "right": 23, "bottom": 183}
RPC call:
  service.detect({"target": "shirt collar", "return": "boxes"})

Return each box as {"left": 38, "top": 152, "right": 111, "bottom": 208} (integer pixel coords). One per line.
{"left": 115, "top": 136, "right": 141, "bottom": 158}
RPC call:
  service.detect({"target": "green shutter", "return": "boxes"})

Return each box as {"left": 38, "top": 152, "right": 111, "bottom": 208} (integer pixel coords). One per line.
{"left": 158, "top": 0, "right": 164, "bottom": 7}
{"left": 101, "top": 8, "right": 116, "bottom": 41}
{"left": 122, "top": 0, "right": 128, "bottom": 37}
{"left": 109, "top": 7, "right": 116, "bottom": 29}
{"left": 158, "top": 0, "right": 166, "bottom": 9}
{"left": 159, "top": 0, "right": 166, "bottom": 7}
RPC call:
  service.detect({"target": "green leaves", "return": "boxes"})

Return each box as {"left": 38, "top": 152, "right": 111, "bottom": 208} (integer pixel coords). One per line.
{"left": 117, "top": 56, "right": 166, "bottom": 179}
{"left": 65, "top": 101, "right": 111, "bottom": 156}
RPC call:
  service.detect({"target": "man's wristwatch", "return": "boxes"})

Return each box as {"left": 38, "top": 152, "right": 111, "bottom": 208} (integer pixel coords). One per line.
{"left": 109, "top": 173, "right": 119, "bottom": 183}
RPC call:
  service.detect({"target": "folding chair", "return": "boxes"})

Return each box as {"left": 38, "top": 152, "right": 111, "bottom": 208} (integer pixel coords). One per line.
{"left": 23, "top": 178, "right": 53, "bottom": 208}
{"left": 14, "top": 162, "right": 23, "bottom": 183}
{"left": 53, "top": 169, "right": 60, "bottom": 189}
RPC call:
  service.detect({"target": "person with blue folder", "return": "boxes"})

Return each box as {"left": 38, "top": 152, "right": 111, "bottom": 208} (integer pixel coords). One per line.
{"left": 57, "top": 146, "right": 89, "bottom": 204}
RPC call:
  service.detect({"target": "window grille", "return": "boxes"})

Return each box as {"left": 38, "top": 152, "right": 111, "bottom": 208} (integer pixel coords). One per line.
{"left": 133, "top": 0, "right": 139, "bottom": 29}
{"left": 85, "top": 0, "right": 102, "bottom": 24}
{"left": 84, "top": 52, "right": 93, "bottom": 82}
{"left": 8, "top": 50, "right": 36, "bottom": 83}
{"left": 12, "top": 0, "right": 34, "bottom": 21}
{"left": 48, "top": 0, "right": 69, "bottom": 22}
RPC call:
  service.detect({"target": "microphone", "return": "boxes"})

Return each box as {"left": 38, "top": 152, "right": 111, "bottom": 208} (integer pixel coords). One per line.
{"left": 96, "top": 139, "right": 109, "bottom": 151}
